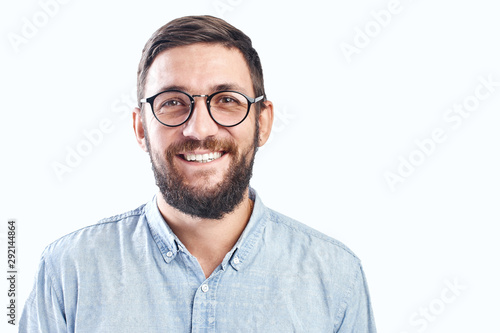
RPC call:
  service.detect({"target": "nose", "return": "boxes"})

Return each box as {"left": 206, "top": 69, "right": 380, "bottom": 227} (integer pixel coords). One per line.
{"left": 182, "top": 97, "right": 219, "bottom": 140}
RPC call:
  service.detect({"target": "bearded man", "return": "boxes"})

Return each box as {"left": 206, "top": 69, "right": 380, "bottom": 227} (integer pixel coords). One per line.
{"left": 20, "top": 15, "right": 377, "bottom": 332}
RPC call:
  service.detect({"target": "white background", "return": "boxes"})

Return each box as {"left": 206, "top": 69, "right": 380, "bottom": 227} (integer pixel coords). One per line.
{"left": 1, "top": 0, "right": 499, "bottom": 332}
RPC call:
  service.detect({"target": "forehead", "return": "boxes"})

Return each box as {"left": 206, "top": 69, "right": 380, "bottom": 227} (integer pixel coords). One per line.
{"left": 145, "top": 43, "right": 254, "bottom": 96}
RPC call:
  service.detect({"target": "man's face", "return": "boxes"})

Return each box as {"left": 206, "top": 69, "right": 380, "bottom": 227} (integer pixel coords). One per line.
{"left": 134, "top": 43, "right": 273, "bottom": 219}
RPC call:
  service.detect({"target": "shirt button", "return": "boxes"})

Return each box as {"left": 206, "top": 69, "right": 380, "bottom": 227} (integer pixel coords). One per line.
{"left": 233, "top": 257, "right": 240, "bottom": 265}
{"left": 166, "top": 251, "right": 173, "bottom": 257}
{"left": 201, "top": 284, "right": 209, "bottom": 293}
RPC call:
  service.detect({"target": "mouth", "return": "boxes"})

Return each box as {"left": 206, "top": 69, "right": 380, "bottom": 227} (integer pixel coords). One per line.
{"left": 180, "top": 151, "right": 225, "bottom": 163}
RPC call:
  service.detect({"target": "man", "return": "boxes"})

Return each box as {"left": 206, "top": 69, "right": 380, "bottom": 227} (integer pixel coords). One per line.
{"left": 21, "top": 15, "right": 376, "bottom": 332}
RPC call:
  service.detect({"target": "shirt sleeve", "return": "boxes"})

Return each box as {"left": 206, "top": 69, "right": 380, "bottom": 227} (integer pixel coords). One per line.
{"left": 336, "top": 263, "right": 377, "bottom": 332}
{"left": 19, "top": 254, "right": 67, "bottom": 333}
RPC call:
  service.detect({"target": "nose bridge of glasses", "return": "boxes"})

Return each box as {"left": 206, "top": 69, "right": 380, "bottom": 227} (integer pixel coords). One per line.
{"left": 191, "top": 94, "right": 210, "bottom": 102}
{"left": 190, "top": 94, "right": 211, "bottom": 111}
{"left": 190, "top": 94, "right": 210, "bottom": 107}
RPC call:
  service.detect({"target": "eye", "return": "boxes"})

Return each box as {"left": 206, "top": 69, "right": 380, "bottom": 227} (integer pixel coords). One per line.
{"left": 220, "top": 96, "right": 237, "bottom": 103}
{"left": 213, "top": 93, "right": 243, "bottom": 106}
{"left": 162, "top": 99, "right": 185, "bottom": 107}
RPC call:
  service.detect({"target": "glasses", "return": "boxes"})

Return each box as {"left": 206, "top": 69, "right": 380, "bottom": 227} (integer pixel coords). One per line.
{"left": 140, "top": 90, "right": 264, "bottom": 127}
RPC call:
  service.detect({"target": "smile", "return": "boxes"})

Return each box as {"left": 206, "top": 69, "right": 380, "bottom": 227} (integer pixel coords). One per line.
{"left": 181, "top": 152, "right": 224, "bottom": 163}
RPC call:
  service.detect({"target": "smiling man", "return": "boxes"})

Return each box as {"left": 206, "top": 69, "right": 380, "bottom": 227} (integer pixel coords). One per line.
{"left": 20, "top": 16, "right": 377, "bottom": 332}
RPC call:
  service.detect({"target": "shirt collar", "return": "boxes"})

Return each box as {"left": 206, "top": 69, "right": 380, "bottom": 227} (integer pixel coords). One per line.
{"left": 144, "top": 188, "right": 268, "bottom": 270}
{"left": 144, "top": 195, "right": 180, "bottom": 263}
{"left": 227, "top": 188, "right": 267, "bottom": 271}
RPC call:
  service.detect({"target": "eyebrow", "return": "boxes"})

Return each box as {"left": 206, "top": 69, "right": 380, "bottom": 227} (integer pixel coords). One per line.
{"left": 154, "top": 83, "right": 250, "bottom": 96}
{"left": 212, "top": 83, "right": 248, "bottom": 93}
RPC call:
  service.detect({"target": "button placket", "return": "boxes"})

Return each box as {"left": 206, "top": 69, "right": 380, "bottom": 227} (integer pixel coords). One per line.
{"left": 191, "top": 271, "right": 224, "bottom": 332}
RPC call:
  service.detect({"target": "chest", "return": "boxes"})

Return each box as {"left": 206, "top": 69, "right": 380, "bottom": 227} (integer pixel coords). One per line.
{"left": 69, "top": 262, "right": 340, "bottom": 332}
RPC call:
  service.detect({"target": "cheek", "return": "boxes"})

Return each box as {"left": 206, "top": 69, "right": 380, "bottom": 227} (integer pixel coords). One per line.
{"left": 231, "top": 117, "right": 259, "bottom": 144}
{"left": 146, "top": 123, "right": 180, "bottom": 151}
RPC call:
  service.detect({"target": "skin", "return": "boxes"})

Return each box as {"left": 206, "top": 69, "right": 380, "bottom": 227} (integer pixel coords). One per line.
{"left": 133, "top": 43, "right": 274, "bottom": 278}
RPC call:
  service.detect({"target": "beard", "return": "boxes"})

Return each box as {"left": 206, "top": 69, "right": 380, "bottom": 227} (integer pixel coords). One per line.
{"left": 144, "top": 124, "right": 259, "bottom": 220}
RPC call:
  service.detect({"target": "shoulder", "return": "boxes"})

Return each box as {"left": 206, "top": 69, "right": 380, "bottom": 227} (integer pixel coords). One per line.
{"left": 41, "top": 204, "right": 147, "bottom": 265}
{"left": 256, "top": 206, "right": 367, "bottom": 305}
{"left": 265, "top": 207, "right": 360, "bottom": 260}
{"left": 260, "top": 207, "right": 363, "bottom": 283}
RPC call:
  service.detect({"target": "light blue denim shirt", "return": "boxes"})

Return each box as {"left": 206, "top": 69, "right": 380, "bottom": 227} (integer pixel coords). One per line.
{"left": 20, "top": 189, "right": 376, "bottom": 332}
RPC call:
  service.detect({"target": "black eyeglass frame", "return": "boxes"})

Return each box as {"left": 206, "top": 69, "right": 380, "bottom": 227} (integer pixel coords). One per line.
{"left": 140, "top": 89, "right": 264, "bottom": 128}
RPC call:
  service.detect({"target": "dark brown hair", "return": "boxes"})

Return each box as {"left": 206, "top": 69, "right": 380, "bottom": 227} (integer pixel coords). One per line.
{"left": 137, "top": 15, "right": 266, "bottom": 111}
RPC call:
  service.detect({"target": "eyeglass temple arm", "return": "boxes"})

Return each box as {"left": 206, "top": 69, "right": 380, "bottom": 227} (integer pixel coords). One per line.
{"left": 253, "top": 96, "right": 264, "bottom": 103}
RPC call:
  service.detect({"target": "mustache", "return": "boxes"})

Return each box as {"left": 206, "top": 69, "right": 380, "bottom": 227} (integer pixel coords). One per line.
{"left": 166, "top": 137, "right": 238, "bottom": 156}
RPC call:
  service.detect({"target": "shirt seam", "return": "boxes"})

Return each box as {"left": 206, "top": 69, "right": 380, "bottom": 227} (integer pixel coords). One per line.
{"left": 333, "top": 261, "right": 362, "bottom": 330}
{"left": 44, "top": 206, "right": 146, "bottom": 250}
{"left": 40, "top": 254, "right": 65, "bottom": 318}
{"left": 268, "top": 210, "right": 360, "bottom": 260}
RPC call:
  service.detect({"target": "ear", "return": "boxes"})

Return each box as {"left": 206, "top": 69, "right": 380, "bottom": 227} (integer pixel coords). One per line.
{"left": 133, "top": 107, "right": 149, "bottom": 152}
{"left": 257, "top": 100, "right": 274, "bottom": 147}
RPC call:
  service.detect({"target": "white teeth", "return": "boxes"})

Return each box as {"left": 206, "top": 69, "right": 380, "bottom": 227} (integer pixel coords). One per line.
{"left": 184, "top": 152, "right": 223, "bottom": 163}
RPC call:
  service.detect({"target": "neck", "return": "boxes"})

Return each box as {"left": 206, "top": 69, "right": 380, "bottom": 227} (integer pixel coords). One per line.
{"left": 156, "top": 188, "right": 254, "bottom": 278}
